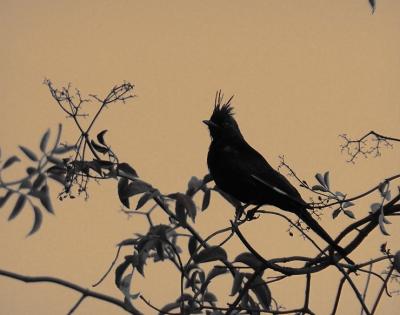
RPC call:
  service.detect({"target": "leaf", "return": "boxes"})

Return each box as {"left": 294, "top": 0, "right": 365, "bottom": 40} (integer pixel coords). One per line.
{"left": 332, "top": 208, "right": 341, "bottom": 219}
{"left": 394, "top": 251, "right": 400, "bottom": 273}
{"left": 97, "top": 129, "right": 108, "bottom": 146}
{"left": 312, "top": 185, "right": 327, "bottom": 192}
{"left": 370, "top": 203, "right": 381, "bottom": 213}
{"left": 234, "top": 252, "right": 264, "bottom": 270}
{"left": 206, "top": 267, "right": 228, "bottom": 283}
{"left": 188, "top": 236, "right": 198, "bottom": 257}
{"left": 26, "top": 167, "right": 37, "bottom": 176}
{"left": 115, "top": 259, "right": 131, "bottom": 287}
{"left": 53, "top": 145, "right": 76, "bottom": 154}
{"left": 202, "top": 189, "right": 211, "bottom": 211}
{"left": 323, "top": 171, "right": 330, "bottom": 189}
{"left": 193, "top": 246, "right": 227, "bottom": 264}
{"left": 180, "top": 194, "right": 197, "bottom": 222}
{"left": 369, "top": 0, "right": 376, "bottom": 14}
{"left": 203, "top": 292, "right": 217, "bottom": 303}
{"left": 32, "top": 174, "right": 46, "bottom": 191}
{"left": 39, "top": 185, "right": 54, "bottom": 214}
{"left": 187, "top": 176, "right": 202, "bottom": 194}
{"left": 0, "top": 191, "right": 13, "bottom": 208}
{"left": 40, "top": 129, "right": 51, "bottom": 152}
{"left": 378, "top": 182, "right": 387, "bottom": 197}
{"left": 27, "top": 205, "right": 42, "bottom": 236}
{"left": 53, "top": 124, "right": 63, "bottom": 151}
{"left": 19, "top": 179, "right": 32, "bottom": 190}
{"left": 315, "top": 173, "right": 326, "bottom": 188}
{"left": 385, "top": 190, "right": 391, "bottom": 201}
{"left": 158, "top": 303, "right": 180, "bottom": 315}
{"left": 3, "top": 156, "right": 20, "bottom": 169}
{"left": 175, "top": 198, "right": 186, "bottom": 225}
{"left": 118, "top": 239, "right": 136, "bottom": 247}
{"left": 8, "top": 195, "right": 27, "bottom": 220}
{"left": 126, "top": 181, "right": 152, "bottom": 197}
{"left": 48, "top": 174, "right": 66, "bottom": 186}
{"left": 91, "top": 140, "right": 108, "bottom": 154}
{"left": 230, "top": 271, "right": 243, "bottom": 296}
{"left": 249, "top": 275, "right": 272, "bottom": 310}
{"left": 118, "top": 177, "right": 130, "bottom": 208}
{"left": 118, "top": 163, "right": 138, "bottom": 178}
{"left": 343, "top": 210, "right": 355, "bottom": 219}
{"left": 342, "top": 201, "right": 354, "bottom": 208}
{"left": 335, "top": 191, "right": 345, "bottom": 198}
{"left": 87, "top": 160, "right": 103, "bottom": 176}
{"left": 19, "top": 146, "right": 38, "bottom": 161}
{"left": 136, "top": 192, "right": 152, "bottom": 210}
{"left": 46, "top": 155, "right": 64, "bottom": 165}
{"left": 378, "top": 214, "right": 390, "bottom": 236}
{"left": 119, "top": 273, "right": 133, "bottom": 297}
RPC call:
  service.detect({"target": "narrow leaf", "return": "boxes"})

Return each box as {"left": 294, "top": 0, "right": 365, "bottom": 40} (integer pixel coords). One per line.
{"left": 32, "top": 174, "right": 46, "bottom": 191}
{"left": 234, "top": 252, "right": 264, "bottom": 270}
{"left": 39, "top": 185, "right": 54, "bottom": 214}
{"left": 97, "top": 129, "right": 108, "bottom": 146}
{"left": 3, "top": 156, "right": 20, "bottom": 169}
{"left": 40, "top": 129, "right": 51, "bottom": 152}
{"left": 202, "top": 189, "right": 211, "bottom": 211}
{"left": 118, "top": 177, "right": 130, "bottom": 208}
{"left": 188, "top": 236, "right": 198, "bottom": 257}
{"left": 187, "top": 176, "right": 202, "bottom": 194}
{"left": 370, "top": 203, "right": 381, "bottom": 213}
{"left": 115, "top": 259, "right": 131, "bottom": 288}
{"left": 323, "top": 171, "right": 330, "bottom": 189}
{"left": 27, "top": 205, "right": 43, "bottom": 236}
{"left": 118, "top": 163, "right": 138, "bottom": 178}
{"left": 193, "top": 246, "right": 227, "bottom": 264}
{"left": 312, "top": 185, "right": 327, "bottom": 192}
{"left": 158, "top": 303, "right": 180, "bottom": 315}
{"left": 230, "top": 271, "right": 243, "bottom": 296}
{"left": 343, "top": 210, "right": 355, "bottom": 219}
{"left": 342, "top": 201, "right": 355, "bottom": 208}
{"left": 19, "top": 146, "right": 38, "bottom": 161}
{"left": 249, "top": 275, "right": 272, "bottom": 310}
{"left": 8, "top": 195, "right": 27, "bottom": 220}
{"left": 91, "top": 140, "right": 108, "bottom": 154}
{"left": 179, "top": 194, "right": 196, "bottom": 223}
{"left": 19, "top": 179, "right": 32, "bottom": 190}
{"left": 53, "top": 145, "right": 76, "bottom": 154}
{"left": 175, "top": 199, "right": 186, "bottom": 225}
{"left": 315, "top": 173, "right": 326, "bottom": 187}
{"left": 136, "top": 192, "right": 152, "bottom": 210}
{"left": 0, "top": 191, "right": 13, "bottom": 208}
{"left": 369, "top": 0, "right": 376, "bottom": 14}
{"left": 332, "top": 208, "right": 341, "bottom": 219}
{"left": 378, "top": 214, "right": 390, "bottom": 236}
{"left": 126, "top": 181, "right": 151, "bottom": 197}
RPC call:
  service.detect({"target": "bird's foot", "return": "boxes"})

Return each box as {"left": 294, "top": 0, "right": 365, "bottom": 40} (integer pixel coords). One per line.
{"left": 244, "top": 206, "right": 261, "bottom": 221}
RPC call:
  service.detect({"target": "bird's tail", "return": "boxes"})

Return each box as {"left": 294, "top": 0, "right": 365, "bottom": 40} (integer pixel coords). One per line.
{"left": 296, "top": 209, "right": 351, "bottom": 264}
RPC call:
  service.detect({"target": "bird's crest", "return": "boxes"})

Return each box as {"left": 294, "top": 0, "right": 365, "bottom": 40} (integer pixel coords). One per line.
{"left": 210, "top": 90, "right": 234, "bottom": 123}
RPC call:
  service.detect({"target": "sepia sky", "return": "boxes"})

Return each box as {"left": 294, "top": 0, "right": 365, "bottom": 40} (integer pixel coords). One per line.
{"left": 0, "top": 1, "right": 399, "bottom": 314}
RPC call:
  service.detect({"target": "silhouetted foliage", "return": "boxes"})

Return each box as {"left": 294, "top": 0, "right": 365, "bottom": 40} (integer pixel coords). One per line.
{"left": 0, "top": 77, "right": 399, "bottom": 315}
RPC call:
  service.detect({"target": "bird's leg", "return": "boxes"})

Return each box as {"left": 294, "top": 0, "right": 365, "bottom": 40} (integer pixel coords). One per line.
{"left": 235, "top": 203, "right": 250, "bottom": 222}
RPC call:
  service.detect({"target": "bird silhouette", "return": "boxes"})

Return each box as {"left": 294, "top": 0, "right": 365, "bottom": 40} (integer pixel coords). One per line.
{"left": 203, "top": 91, "right": 350, "bottom": 262}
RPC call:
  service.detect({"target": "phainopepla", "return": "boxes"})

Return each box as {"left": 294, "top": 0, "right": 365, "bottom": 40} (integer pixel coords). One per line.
{"left": 203, "top": 91, "right": 350, "bottom": 262}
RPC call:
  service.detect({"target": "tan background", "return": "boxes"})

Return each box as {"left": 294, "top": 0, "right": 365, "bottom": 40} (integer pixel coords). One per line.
{"left": 0, "top": 1, "right": 399, "bottom": 314}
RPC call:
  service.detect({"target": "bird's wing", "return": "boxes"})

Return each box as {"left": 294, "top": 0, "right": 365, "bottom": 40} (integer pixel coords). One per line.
{"left": 238, "top": 142, "right": 306, "bottom": 205}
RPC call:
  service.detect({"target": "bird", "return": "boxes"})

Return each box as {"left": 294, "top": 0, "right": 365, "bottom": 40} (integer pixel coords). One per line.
{"left": 203, "top": 91, "right": 350, "bottom": 263}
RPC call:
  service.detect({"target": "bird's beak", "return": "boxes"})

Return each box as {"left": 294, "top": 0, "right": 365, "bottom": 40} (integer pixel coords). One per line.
{"left": 203, "top": 120, "right": 218, "bottom": 128}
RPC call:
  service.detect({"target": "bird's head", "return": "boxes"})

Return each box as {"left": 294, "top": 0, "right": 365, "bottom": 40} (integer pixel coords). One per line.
{"left": 203, "top": 90, "right": 243, "bottom": 141}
